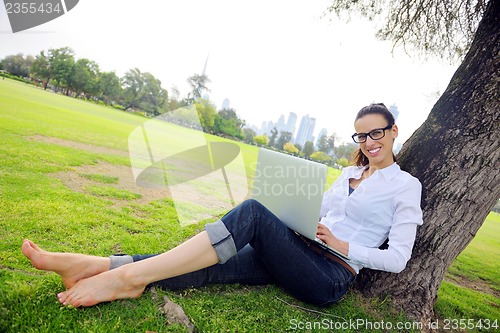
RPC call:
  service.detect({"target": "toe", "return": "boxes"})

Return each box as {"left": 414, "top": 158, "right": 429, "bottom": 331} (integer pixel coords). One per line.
{"left": 21, "top": 240, "right": 32, "bottom": 256}
{"left": 58, "top": 290, "right": 71, "bottom": 305}
{"left": 28, "top": 240, "right": 43, "bottom": 252}
{"left": 57, "top": 293, "right": 65, "bottom": 304}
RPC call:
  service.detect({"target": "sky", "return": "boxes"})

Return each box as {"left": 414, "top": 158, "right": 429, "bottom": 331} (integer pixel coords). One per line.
{"left": 0, "top": 0, "right": 458, "bottom": 145}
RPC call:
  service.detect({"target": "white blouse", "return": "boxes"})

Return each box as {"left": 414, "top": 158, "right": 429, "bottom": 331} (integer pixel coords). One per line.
{"left": 319, "top": 163, "right": 423, "bottom": 274}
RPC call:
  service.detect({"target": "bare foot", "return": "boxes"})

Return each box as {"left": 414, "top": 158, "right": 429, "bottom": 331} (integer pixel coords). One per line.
{"left": 57, "top": 266, "right": 146, "bottom": 307}
{"left": 21, "top": 239, "right": 110, "bottom": 288}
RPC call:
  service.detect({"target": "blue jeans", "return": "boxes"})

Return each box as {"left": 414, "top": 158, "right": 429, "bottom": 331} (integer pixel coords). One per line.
{"left": 133, "top": 199, "right": 355, "bottom": 306}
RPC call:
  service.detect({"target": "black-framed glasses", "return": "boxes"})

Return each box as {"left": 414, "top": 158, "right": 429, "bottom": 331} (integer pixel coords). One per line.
{"left": 351, "top": 124, "right": 393, "bottom": 143}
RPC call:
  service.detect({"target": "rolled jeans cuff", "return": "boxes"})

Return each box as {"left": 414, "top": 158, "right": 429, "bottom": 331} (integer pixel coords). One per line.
{"left": 204, "top": 219, "right": 237, "bottom": 264}
{"left": 109, "top": 254, "right": 134, "bottom": 269}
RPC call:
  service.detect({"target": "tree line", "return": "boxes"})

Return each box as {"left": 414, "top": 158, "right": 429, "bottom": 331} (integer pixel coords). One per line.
{"left": 249, "top": 127, "right": 355, "bottom": 167}
{"left": 2, "top": 47, "right": 174, "bottom": 116}
{"left": 0, "top": 47, "right": 356, "bottom": 166}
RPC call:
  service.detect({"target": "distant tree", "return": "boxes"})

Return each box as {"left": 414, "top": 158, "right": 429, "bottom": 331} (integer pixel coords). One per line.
{"left": 254, "top": 135, "right": 269, "bottom": 147}
{"left": 121, "top": 68, "right": 168, "bottom": 116}
{"left": 168, "top": 85, "right": 187, "bottom": 111}
{"left": 294, "top": 143, "right": 302, "bottom": 152}
{"left": 30, "top": 51, "right": 51, "bottom": 89}
{"left": 334, "top": 142, "right": 357, "bottom": 159}
{"left": 268, "top": 127, "right": 279, "bottom": 148}
{"left": 243, "top": 128, "right": 256, "bottom": 144}
{"left": 318, "top": 133, "right": 338, "bottom": 154}
{"left": 121, "top": 68, "right": 144, "bottom": 111}
{"left": 327, "top": 134, "right": 337, "bottom": 154}
{"left": 317, "top": 134, "right": 329, "bottom": 154}
{"left": 70, "top": 58, "right": 100, "bottom": 98}
{"left": 337, "top": 157, "right": 349, "bottom": 168}
{"left": 276, "top": 131, "right": 293, "bottom": 150}
{"left": 186, "top": 73, "right": 210, "bottom": 104}
{"left": 3, "top": 53, "right": 33, "bottom": 77}
{"left": 283, "top": 142, "right": 299, "bottom": 155}
{"left": 302, "top": 141, "right": 315, "bottom": 158}
{"left": 48, "top": 47, "right": 75, "bottom": 94}
{"left": 195, "top": 98, "right": 217, "bottom": 131}
{"left": 214, "top": 108, "right": 245, "bottom": 138}
{"left": 142, "top": 72, "right": 169, "bottom": 116}
{"left": 220, "top": 108, "right": 245, "bottom": 129}
{"left": 96, "top": 71, "right": 122, "bottom": 105}
{"left": 24, "top": 55, "right": 34, "bottom": 75}
{"left": 3, "top": 54, "right": 20, "bottom": 76}
{"left": 167, "top": 106, "right": 200, "bottom": 128}
{"left": 310, "top": 151, "right": 333, "bottom": 164}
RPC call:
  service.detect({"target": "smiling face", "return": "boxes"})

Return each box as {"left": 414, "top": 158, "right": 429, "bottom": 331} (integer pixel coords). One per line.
{"left": 354, "top": 113, "right": 398, "bottom": 169}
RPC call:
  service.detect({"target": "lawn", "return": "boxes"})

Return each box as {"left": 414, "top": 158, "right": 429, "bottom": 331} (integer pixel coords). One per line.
{"left": 435, "top": 212, "right": 500, "bottom": 324}
{"left": 0, "top": 78, "right": 498, "bottom": 332}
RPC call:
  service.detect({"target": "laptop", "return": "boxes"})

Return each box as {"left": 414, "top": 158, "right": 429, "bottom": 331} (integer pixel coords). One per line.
{"left": 251, "top": 148, "right": 349, "bottom": 260}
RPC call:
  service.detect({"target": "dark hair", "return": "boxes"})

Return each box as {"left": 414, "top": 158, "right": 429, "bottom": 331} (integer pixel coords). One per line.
{"left": 350, "top": 103, "right": 397, "bottom": 167}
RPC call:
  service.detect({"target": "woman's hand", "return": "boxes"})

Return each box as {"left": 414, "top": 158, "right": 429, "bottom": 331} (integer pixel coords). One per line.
{"left": 316, "top": 223, "right": 349, "bottom": 257}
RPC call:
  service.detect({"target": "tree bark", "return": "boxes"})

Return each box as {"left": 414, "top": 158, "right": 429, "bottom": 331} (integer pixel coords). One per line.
{"left": 354, "top": 0, "right": 500, "bottom": 323}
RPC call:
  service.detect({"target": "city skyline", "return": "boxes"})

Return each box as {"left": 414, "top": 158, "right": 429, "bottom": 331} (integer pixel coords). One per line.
{"left": 0, "top": 0, "right": 457, "bottom": 145}
{"left": 245, "top": 104, "right": 403, "bottom": 150}
{"left": 249, "top": 112, "right": 318, "bottom": 146}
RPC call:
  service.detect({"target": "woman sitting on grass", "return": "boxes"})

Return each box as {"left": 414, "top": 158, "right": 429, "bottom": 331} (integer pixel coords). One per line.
{"left": 22, "top": 103, "right": 423, "bottom": 307}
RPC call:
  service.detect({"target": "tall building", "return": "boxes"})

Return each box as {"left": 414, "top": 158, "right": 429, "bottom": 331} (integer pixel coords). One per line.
{"left": 221, "top": 98, "right": 230, "bottom": 110}
{"left": 286, "top": 112, "right": 297, "bottom": 136}
{"left": 277, "top": 115, "right": 286, "bottom": 133}
{"left": 389, "top": 104, "right": 400, "bottom": 122}
{"left": 316, "top": 128, "right": 328, "bottom": 148}
{"left": 295, "top": 115, "right": 316, "bottom": 146}
{"left": 264, "top": 121, "right": 277, "bottom": 136}
{"left": 257, "top": 112, "right": 298, "bottom": 138}
{"left": 259, "top": 121, "right": 266, "bottom": 134}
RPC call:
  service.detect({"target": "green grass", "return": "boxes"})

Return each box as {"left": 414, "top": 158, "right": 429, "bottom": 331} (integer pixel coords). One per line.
{"left": 434, "top": 212, "right": 500, "bottom": 326}
{"left": 445, "top": 212, "right": 499, "bottom": 292}
{"left": 81, "top": 173, "right": 120, "bottom": 184}
{"left": 435, "top": 281, "right": 499, "bottom": 322}
{"left": 86, "top": 185, "right": 142, "bottom": 200}
{"left": 0, "top": 78, "right": 498, "bottom": 332}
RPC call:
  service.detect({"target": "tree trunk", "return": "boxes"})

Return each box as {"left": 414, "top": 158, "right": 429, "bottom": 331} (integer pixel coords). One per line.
{"left": 354, "top": 0, "right": 500, "bottom": 323}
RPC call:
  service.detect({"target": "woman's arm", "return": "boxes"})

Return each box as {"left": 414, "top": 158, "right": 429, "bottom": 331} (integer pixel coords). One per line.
{"left": 348, "top": 177, "right": 423, "bottom": 273}
{"left": 348, "top": 222, "right": 419, "bottom": 273}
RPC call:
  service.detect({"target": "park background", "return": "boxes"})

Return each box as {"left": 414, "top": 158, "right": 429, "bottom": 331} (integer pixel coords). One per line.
{"left": 0, "top": 77, "right": 498, "bottom": 332}
{"left": 0, "top": 0, "right": 499, "bottom": 332}
{"left": 0, "top": 0, "right": 458, "bottom": 145}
